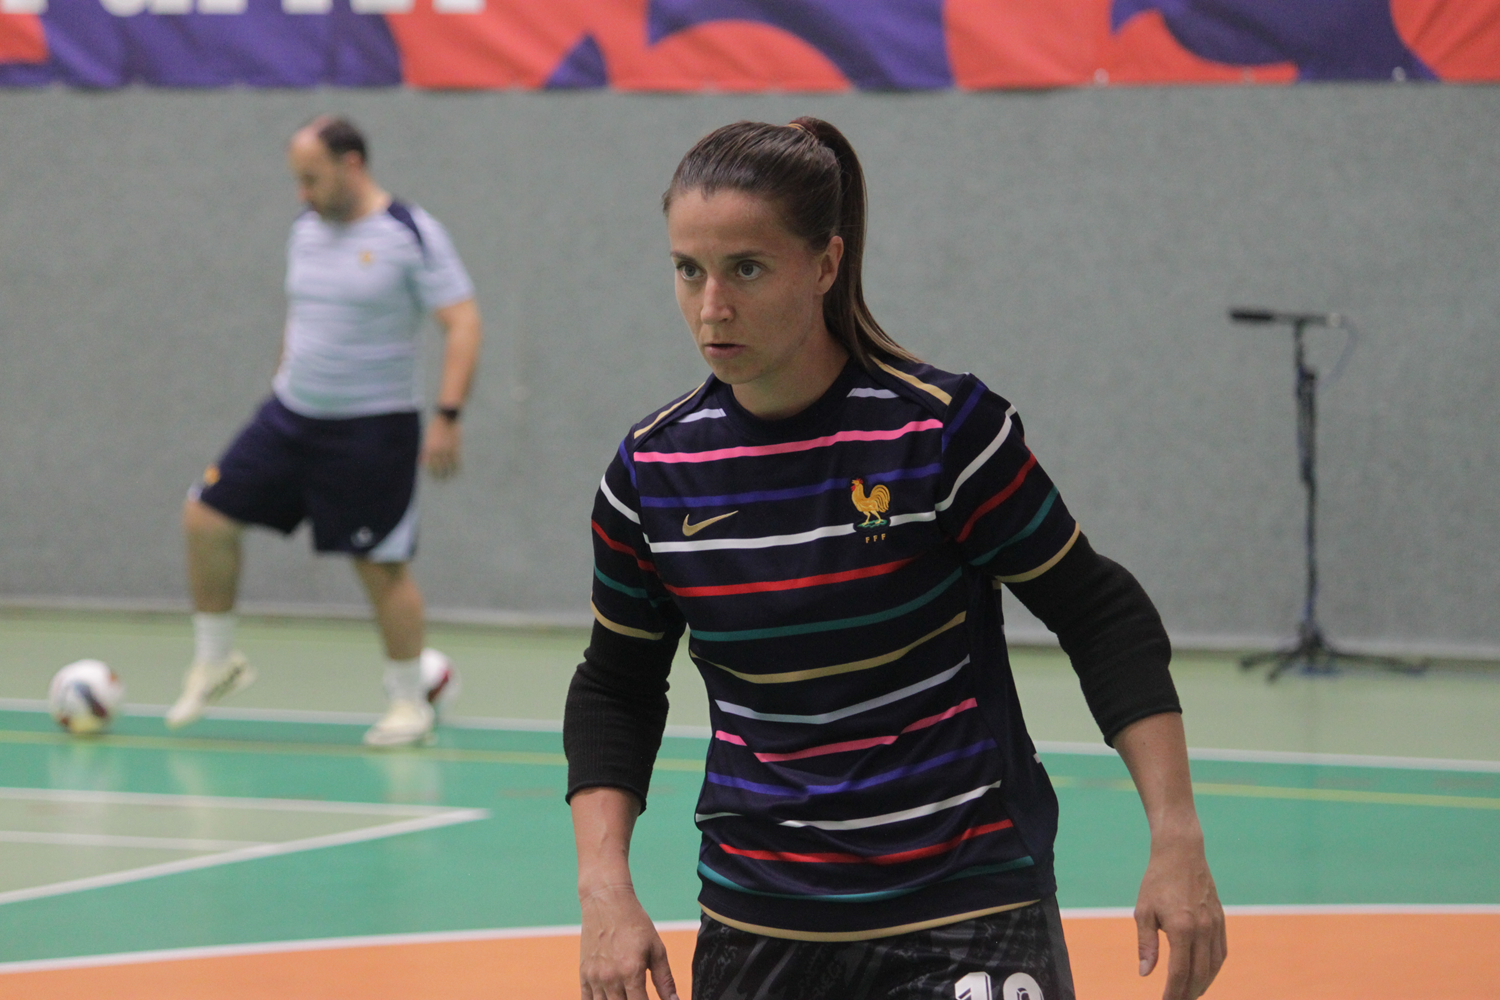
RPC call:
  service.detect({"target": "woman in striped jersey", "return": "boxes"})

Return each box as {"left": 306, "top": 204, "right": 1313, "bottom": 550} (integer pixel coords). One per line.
{"left": 565, "top": 118, "right": 1226, "bottom": 1000}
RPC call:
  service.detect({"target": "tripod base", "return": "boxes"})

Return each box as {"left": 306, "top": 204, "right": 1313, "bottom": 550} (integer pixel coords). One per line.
{"left": 1240, "top": 624, "right": 1427, "bottom": 682}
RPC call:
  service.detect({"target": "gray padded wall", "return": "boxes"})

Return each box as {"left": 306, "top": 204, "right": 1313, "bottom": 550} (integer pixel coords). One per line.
{"left": 1, "top": 86, "right": 1496, "bottom": 653}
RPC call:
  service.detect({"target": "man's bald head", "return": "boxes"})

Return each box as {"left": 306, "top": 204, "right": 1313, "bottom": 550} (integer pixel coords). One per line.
{"left": 299, "top": 116, "right": 368, "bottom": 166}
{"left": 288, "top": 116, "right": 376, "bottom": 222}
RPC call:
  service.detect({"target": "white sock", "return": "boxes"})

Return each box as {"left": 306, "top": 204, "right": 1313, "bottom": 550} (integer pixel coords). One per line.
{"left": 193, "top": 612, "right": 237, "bottom": 665}
{"left": 383, "top": 658, "right": 423, "bottom": 703}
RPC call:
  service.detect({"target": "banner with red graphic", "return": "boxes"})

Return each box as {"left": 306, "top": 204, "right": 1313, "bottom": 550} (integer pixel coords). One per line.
{"left": 3, "top": 1, "right": 1499, "bottom": 90}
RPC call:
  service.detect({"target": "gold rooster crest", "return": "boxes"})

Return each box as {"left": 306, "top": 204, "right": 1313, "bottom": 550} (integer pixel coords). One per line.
{"left": 850, "top": 478, "right": 891, "bottom": 528}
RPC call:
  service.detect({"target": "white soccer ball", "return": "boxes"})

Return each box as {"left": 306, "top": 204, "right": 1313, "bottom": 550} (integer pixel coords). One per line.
{"left": 48, "top": 659, "right": 125, "bottom": 734}
{"left": 420, "top": 647, "right": 460, "bottom": 717}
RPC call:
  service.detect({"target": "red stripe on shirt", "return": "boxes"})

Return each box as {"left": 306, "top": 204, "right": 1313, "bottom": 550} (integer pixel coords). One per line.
{"left": 955, "top": 453, "right": 1037, "bottom": 543}
{"left": 718, "top": 819, "right": 1014, "bottom": 865}
{"left": 591, "top": 520, "right": 656, "bottom": 573}
{"left": 664, "top": 557, "right": 917, "bottom": 599}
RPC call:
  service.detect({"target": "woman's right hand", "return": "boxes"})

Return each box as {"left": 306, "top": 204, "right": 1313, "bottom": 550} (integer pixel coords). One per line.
{"left": 579, "top": 884, "right": 679, "bottom": 1000}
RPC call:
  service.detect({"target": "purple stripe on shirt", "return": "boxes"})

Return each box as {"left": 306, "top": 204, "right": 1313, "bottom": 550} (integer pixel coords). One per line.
{"left": 706, "top": 739, "right": 997, "bottom": 797}
{"left": 618, "top": 439, "right": 637, "bottom": 488}
{"left": 638, "top": 463, "right": 942, "bottom": 509}
{"left": 942, "top": 381, "right": 985, "bottom": 454}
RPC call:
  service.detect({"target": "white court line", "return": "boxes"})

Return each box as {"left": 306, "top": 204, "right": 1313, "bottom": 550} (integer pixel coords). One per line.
{"left": 3, "top": 907, "right": 1497, "bottom": 975}
{"left": 0, "top": 831, "right": 265, "bottom": 851}
{"left": 1033, "top": 740, "right": 1500, "bottom": 774}
{"left": 0, "top": 811, "right": 487, "bottom": 908}
{"left": 0, "top": 697, "right": 384, "bottom": 726}
{"left": 1061, "top": 904, "right": 1500, "bottom": 919}
{"left": 0, "top": 922, "right": 699, "bottom": 975}
{"left": 4, "top": 699, "right": 1498, "bottom": 771}
{"left": 0, "top": 788, "right": 487, "bottom": 909}
{"left": 0, "top": 786, "right": 455, "bottom": 817}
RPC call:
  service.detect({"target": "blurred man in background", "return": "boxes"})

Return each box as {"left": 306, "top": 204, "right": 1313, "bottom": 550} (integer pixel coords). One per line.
{"left": 172, "top": 115, "right": 482, "bottom": 747}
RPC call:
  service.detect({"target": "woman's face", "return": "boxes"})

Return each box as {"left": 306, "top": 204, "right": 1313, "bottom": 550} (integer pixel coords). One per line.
{"left": 667, "top": 188, "right": 845, "bottom": 419}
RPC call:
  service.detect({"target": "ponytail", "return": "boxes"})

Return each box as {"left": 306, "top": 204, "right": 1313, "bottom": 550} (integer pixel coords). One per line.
{"left": 664, "top": 117, "right": 919, "bottom": 370}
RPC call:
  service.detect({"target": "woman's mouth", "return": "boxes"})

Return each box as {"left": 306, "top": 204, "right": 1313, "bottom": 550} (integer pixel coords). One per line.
{"left": 702, "top": 342, "right": 745, "bottom": 361}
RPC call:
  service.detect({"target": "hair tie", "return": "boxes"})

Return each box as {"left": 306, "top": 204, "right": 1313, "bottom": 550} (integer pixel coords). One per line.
{"left": 786, "top": 122, "right": 809, "bottom": 134}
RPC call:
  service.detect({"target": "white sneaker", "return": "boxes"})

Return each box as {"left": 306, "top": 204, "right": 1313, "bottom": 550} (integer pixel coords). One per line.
{"left": 363, "top": 698, "right": 435, "bottom": 748}
{"left": 420, "top": 648, "right": 460, "bottom": 718}
{"left": 165, "top": 653, "right": 256, "bottom": 730}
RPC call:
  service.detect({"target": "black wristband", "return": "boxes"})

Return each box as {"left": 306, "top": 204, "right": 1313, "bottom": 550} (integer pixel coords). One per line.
{"left": 435, "top": 405, "right": 462, "bottom": 423}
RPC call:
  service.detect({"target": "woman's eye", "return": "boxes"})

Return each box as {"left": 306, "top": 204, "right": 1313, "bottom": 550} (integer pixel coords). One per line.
{"left": 735, "top": 261, "right": 762, "bottom": 279}
{"left": 676, "top": 262, "right": 700, "bottom": 280}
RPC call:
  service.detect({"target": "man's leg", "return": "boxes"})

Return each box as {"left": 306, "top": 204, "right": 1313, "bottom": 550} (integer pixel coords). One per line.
{"left": 354, "top": 559, "right": 436, "bottom": 747}
{"left": 168, "top": 497, "right": 258, "bottom": 729}
{"left": 185, "top": 497, "right": 243, "bottom": 613}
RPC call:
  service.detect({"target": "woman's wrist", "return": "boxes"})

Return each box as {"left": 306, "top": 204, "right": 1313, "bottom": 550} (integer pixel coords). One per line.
{"left": 579, "top": 881, "right": 637, "bottom": 904}
{"left": 1146, "top": 812, "right": 1205, "bottom": 851}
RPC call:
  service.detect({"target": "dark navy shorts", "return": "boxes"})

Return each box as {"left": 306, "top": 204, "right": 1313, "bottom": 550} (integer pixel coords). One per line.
{"left": 194, "top": 396, "right": 420, "bottom": 561}
{"left": 692, "top": 897, "right": 1075, "bottom": 1000}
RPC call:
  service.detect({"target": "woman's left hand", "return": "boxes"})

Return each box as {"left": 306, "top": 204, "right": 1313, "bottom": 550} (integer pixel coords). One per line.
{"left": 1134, "top": 825, "right": 1227, "bottom": 999}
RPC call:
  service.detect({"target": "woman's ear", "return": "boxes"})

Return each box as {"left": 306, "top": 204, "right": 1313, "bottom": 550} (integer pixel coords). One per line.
{"left": 817, "top": 235, "right": 844, "bottom": 294}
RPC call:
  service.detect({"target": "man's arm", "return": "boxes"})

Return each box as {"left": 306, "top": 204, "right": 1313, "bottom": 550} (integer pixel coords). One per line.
{"left": 423, "top": 297, "right": 482, "bottom": 478}
{"left": 1114, "top": 712, "right": 1227, "bottom": 1000}
{"left": 571, "top": 787, "right": 680, "bottom": 1000}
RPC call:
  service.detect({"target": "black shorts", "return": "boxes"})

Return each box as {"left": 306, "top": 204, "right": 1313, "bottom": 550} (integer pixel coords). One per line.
{"left": 194, "top": 396, "right": 420, "bottom": 561}
{"left": 692, "top": 897, "right": 1075, "bottom": 1000}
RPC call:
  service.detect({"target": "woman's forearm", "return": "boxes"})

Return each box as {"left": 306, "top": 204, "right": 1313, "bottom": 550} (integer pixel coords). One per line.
{"left": 572, "top": 785, "right": 643, "bottom": 896}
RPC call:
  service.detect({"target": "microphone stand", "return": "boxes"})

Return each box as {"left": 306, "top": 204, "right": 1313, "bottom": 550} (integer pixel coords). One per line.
{"left": 1230, "top": 309, "right": 1426, "bottom": 681}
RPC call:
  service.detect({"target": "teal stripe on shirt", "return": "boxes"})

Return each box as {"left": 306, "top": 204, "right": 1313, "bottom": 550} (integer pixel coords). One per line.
{"left": 969, "top": 487, "right": 1059, "bottom": 568}
{"left": 690, "top": 570, "right": 963, "bottom": 643}
{"left": 697, "top": 856, "right": 1035, "bottom": 903}
{"left": 594, "top": 566, "right": 649, "bottom": 600}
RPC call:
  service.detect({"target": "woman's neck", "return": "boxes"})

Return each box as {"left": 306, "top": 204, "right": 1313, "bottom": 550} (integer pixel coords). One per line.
{"left": 731, "top": 332, "right": 850, "bottom": 421}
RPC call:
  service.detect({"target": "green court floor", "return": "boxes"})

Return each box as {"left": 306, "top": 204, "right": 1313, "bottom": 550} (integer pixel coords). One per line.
{"left": 1, "top": 609, "right": 1497, "bottom": 967}
{"left": 4, "top": 607, "right": 1499, "bottom": 759}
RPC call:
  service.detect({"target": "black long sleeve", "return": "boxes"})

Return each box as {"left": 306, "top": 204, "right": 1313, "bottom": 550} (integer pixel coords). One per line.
{"left": 563, "top": 619, "right": 684, "bottom": 811}
{"left": 1006, "top": 532, "right": 1179, "bottom": 745}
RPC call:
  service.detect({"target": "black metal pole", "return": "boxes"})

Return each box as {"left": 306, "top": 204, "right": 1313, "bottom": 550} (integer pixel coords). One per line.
{"left": 1295, "top": 320, "right": 1321, "bottom": 657}
{"left": 1234, "top": 309, "right": 1425, "bottom": 680}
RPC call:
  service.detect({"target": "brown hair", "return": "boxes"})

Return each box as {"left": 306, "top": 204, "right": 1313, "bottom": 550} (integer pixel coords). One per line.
{"left": 298, "top": 115, "right": 368, "bottom": 166}
{"left": 662, "top": 117, "right": 918, "bottom": 370}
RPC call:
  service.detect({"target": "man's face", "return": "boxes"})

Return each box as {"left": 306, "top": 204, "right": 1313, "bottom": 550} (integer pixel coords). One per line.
{"left": 287, "top": 130, "right": 357, "bottom": 222}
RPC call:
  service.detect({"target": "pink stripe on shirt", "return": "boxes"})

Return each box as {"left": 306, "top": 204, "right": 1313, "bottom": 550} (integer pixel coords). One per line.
{"left": 635, "top": 420, "right": 943, "bottom": 464}
{"left": 713, "top": 698, "right": 981, "bottom": 763}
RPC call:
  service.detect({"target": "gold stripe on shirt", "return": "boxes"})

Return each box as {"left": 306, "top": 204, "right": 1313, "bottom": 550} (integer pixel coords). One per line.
{"left": 591, "top": 600, "right": 665, "bottom": 641}
{"left": 633, "top": 382, "right": 708, "bottom": 439}
{"left": 873, "top": 359, "right": 952, "bottom": 406}
{"left": 699, "top": 899, "right": 1039, "bottom": 942}
{"left": 993, "top": 523, "right": 1081, "bottom": 585}
{"left": 699, "top": 612, "right": 966, "bottom": 684}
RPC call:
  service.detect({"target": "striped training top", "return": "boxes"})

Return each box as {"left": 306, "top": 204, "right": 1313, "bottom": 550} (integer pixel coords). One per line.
{"left": 274, "top": 200, "right": 474, "bottom": 419}
{"left": 588, "top": 357, "right": 1081, "bottom": 939}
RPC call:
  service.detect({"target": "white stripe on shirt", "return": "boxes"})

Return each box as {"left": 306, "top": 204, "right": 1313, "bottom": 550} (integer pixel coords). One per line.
{"left": 599, "top": 476, "right": 640, "bottom": 524}
{"left": 778, "top": 782, "right": 1003, "bottom": 830}
{"left": 935, "top": 406, "right": 1016, "bottom": 513}
{"left": 649, "top": 511, "right": 935, "bottom": 554}
{"left": 714, "top": 659, "right": 967, "bottom": 724}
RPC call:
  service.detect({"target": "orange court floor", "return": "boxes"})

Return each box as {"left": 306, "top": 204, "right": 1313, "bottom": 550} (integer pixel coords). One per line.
{"left": 3, "top": 913, "right": 1498, "bottom": 1000}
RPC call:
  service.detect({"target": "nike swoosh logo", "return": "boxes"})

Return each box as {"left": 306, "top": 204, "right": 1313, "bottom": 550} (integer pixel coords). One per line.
{"left": 682, "top": 511, "right": 739, "bottom": 537}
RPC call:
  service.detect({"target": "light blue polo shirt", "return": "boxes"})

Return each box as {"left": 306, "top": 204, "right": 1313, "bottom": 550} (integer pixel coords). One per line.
{"left": 273, "top": 200, "right": 474, "bottom": 419}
